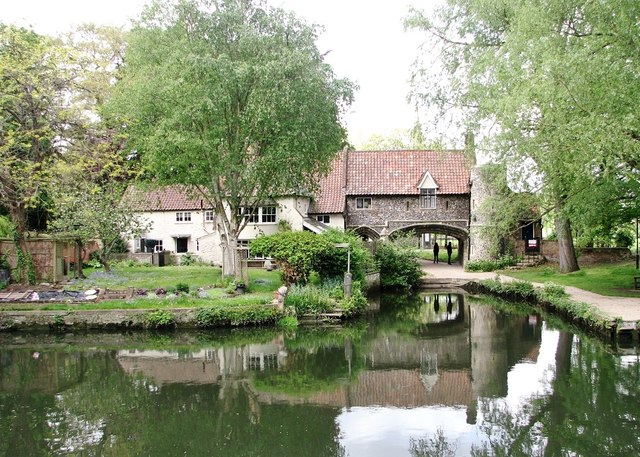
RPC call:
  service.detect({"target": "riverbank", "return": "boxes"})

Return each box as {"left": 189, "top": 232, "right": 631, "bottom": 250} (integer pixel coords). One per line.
{"left": 422, "top": 260, "right": 640, "bottom": 342}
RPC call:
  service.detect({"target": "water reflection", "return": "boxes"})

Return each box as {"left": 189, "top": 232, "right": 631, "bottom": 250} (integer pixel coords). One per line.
{"left": 1, "top": 293, "right": 640, "bottom": 456}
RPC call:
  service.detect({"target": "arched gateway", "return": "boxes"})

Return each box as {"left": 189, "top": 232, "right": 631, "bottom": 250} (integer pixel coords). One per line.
{"left": 307, "top": 150, "right": 473, "bottom": 261}
{"left": 389, "top": 223, "right": 469, "bottom": 265}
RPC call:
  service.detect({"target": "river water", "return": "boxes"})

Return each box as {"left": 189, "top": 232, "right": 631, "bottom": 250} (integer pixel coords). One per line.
{"left": 1, "top": 292, "right": 639, "bottom": 456}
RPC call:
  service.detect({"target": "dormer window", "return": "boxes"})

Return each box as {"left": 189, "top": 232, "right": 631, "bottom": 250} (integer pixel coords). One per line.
{"left": 420, "top": 189, "right": 436, "bottom": 209}
{"left": 418, "top": 171, "right": 438, "bottom": 209}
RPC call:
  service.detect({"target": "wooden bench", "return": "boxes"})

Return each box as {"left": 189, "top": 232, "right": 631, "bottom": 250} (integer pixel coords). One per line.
{"left": 635, "top": 277, "right": 640, "bottom": 290}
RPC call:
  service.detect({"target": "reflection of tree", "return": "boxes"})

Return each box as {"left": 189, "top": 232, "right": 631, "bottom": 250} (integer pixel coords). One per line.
{"left": 465, "top": 331, "right": 640, "bottom": 456}
{"left": 253, "top": 327, "right": 363, "bottom": 395}
{"left": 410, "top": 428, "right": 457, "bottom": 457}
{"left": 1, "top": 343, "right": 348, "bottom": 456}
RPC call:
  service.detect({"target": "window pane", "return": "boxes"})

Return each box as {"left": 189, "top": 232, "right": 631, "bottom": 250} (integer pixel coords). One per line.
{"left": 420, "top": 189, "right": 436, "bottom": 209}
{"left": 261, "top": 206, "right": 276, "bottom": 223}
{"left": 356, "top": 197, "right": 371, "bottom": 209}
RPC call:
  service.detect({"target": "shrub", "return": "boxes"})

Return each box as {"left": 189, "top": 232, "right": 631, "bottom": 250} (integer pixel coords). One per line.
{"left": 250, "top": 231, "right": 335, "bottom": 285}
{"left": 374, "top": 241, "right": 422, "bottom": 289}
{"left": 0, "top": 253, "right": 9, "bottom": 270}
{"left": 277, "top": 316, "right": 299, "bottom": 328}
{"left": 465, "top": 255, "right": 517, "bottom": 272}
{"left": 341, "top": 286, "right": 368, "bottom": 316}
{"left": 195, "top": 305, "right": 280, "bottom": 327}
{"left": 180, "top": 252, "right": 199, "bottom": 266}
{"left": 314, "top": 229, "right": 376, "bottom": 284}
{"left": 175, "top": 282, "right": 190, "bottom": 294}
{"left": 285, "top": 284, "right": 335, "bottom": 315}
{"left": 145, "top": 310, "right": 176, "bottom": 329}
{"left": 536, "top": 282, "right": 567, "bottom": 301}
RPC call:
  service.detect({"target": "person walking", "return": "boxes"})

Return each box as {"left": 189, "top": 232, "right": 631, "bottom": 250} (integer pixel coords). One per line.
{"left": 446, "top": 242, "right": 453, "bottom": 264}
{"left": 433, "top": 241, "right": 439, "bottom": 263}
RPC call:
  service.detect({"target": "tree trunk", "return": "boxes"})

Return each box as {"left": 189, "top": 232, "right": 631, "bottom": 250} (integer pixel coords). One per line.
{"left": 8, "top": 204, "right": 27, "bottom": 235}
{"left": 554, "top": 207, "right": 579, "bottom": 273}
{"left": 221, "top": 234, "right": 244, "bottom": 281}
{"left": 100, "top": 250, "right": 111, "bottom": 272}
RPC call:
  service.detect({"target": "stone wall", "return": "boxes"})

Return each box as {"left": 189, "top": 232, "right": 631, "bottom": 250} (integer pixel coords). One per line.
{"left": 345, "top": 194, "right": 470, "bottom": 235}
{"left": 542, "top": 242, "right": 632, "bottom": 264}
{"left": 468, "top": 167, "right": 493, "bottom": 261}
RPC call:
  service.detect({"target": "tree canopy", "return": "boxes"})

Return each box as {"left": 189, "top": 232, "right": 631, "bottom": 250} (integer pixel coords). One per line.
{"left": 108, "top": 0, "right": 354, "bottom": 277}
{"left": 407, "top": 0, "right": 640, "bottom": 271}
{"left": 0, "top": 24, "right": 73, "bottom": 234}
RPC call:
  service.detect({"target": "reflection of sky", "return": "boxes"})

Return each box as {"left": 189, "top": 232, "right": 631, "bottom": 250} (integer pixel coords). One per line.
{"left": 505, "top": 324, "right": 558, "bottom": 408}
{"left": 337, "top": 406, "right": 479, "bottom": 457}
{"left": 337, "top": 324, "right": 560, "bottom": 456}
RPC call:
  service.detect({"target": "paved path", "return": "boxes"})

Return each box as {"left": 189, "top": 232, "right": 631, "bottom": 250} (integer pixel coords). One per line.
{"left": 421, "top": 261, "right": 640, "bottom": 322}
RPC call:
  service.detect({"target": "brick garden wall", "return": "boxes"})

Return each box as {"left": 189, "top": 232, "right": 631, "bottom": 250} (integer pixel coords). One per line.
{"left": 0, "top": 238, "right": 65, "bottom": 282}
{"left": 542, "top": 241, "right": 632, "bottom": 264}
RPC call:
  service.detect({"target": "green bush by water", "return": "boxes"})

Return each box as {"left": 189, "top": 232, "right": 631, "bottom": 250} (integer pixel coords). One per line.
{"left": 195, "top": 304, "right": 280, "bottom": 328}
{"left": 374, "top": 241, "right": 422, "bottom": 289}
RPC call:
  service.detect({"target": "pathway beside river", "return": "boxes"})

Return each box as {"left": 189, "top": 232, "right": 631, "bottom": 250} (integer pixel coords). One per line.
{"left": 421, "top": 261, "right": 640, "bottom": 322}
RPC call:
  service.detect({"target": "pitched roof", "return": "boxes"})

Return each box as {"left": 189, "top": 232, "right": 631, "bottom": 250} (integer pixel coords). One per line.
{"left": 309, "top": 150, "right": 470, "bottom": 214}
{"left": 123, "top": 185, "right": 210, "bottom": 211}
{"left": 346, "top": 150, "right": 470, "bottom": 195}
{"left": 308, "top": 151, "right": 346, "bottom": 214}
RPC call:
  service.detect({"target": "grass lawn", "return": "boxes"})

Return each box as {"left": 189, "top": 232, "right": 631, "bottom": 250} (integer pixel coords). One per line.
{"left": 67, "top": 265, "right": 280, "bottom": 292}
{"left": 17, "top": 264, "right": 285, "bottom": 310}
{"left": 501, "top": 261, "right": 640, "bottom": 298}
{"left": 415, "top": 249, "right": 459, "bottom": 263}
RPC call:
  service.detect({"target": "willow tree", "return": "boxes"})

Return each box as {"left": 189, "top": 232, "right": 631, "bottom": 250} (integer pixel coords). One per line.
{"left": 407, "top": 0, "right": 640, "bottom": 272}
{"left": 108, "top": 0, "right": 353, "bottom": 277}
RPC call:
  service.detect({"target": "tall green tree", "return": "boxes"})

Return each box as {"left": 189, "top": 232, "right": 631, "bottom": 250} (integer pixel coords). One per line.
{"left": 108, "top": 0, "right": 354, "bottom": 278}
{"left": 0, "top": 25, "right": 73, "bottom": 235}
{"left": 407, "top": 0, "right": 640, "bottom": 272}
{"left": 45, "top": 25, "right": 143, "bottom": 275}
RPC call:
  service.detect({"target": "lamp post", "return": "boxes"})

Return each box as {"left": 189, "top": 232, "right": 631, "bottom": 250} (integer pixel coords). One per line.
{"left": 636, "top": 217, "right": 640, "bottom": 270}
{"left": 335, "top": 243, "right": 352, "bottom": 297}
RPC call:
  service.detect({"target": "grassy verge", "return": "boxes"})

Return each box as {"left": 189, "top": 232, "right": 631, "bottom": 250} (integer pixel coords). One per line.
{"left": 500, "top": 261, "right": 640, "bottom": 297}
{"left": 1, "top": 265, "right": 283, "bottom": 311}
{"left": 474, "top": 278, "right": 614, "bottom": 337}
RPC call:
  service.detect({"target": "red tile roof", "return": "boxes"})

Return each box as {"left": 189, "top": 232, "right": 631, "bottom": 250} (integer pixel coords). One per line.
{"left": 124, "top": 185, "right": 210, "bottom": 211}
{"left": 308, "top": 151, "right": 346, "bottom": 214}
{"left": 309, "top": 150, "right": 470, "bottom": 214}
{"left": 127, "top": 150, "right": 470, "bottom": 214}
{"left": 346, "top": 150, "right": 470, "bottom": 195}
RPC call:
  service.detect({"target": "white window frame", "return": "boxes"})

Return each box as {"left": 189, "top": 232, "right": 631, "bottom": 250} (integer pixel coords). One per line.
{"left": 316, "top": 215, "right": 331, "bottom": 223}
{"left": 204, "top": 210, "right": 214, "bottom": 222}
{"left": 420, "top": 189, "right": 436, "bottom": 209}
{"left": 153, "top": 240, "right": 163, "bottom": 252}
{"left": 239, "top": 206, "right": 277, "bottom": 224}
{"left": 176, "top": 211, "right": 192, "bottom": 222}
{"left": 356, "top": 197, "right": 372, "bottom": 209}
{"left": 261, "top": 206, "right": 277, "bottom": 223}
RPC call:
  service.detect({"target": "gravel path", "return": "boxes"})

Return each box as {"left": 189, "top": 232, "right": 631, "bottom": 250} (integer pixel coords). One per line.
{"left": 421, "top": 261, "right": 640, "bottom": 322}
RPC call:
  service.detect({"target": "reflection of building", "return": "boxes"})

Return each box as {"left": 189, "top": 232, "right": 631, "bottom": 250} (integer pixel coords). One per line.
{"left": 112, "top": 300, "right": 543, "bottom": 424}
{"left": 116, "top": 339, "right": 286, "bottom": 387}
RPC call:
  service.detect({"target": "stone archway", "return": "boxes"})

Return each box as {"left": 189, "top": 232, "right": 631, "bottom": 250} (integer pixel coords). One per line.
{"left": 388, "top": 223, "right": 469, "bottom": 265}
{"left": 353, "top": 225, "right": 381, "bottom": 242}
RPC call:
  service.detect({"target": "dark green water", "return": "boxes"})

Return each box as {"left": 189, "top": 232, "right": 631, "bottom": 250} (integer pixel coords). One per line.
{"left": 1, "top": 293, "right": 639, "bottom": 456}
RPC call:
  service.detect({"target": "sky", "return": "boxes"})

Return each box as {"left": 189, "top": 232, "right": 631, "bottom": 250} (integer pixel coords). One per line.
{"left": 2, "top": 0, "right": 438, "bottom": 148}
